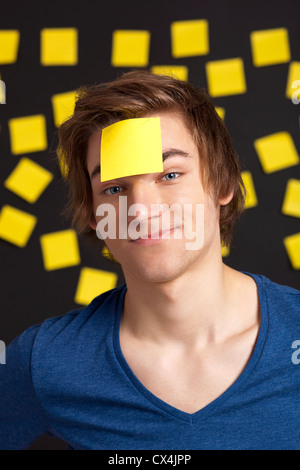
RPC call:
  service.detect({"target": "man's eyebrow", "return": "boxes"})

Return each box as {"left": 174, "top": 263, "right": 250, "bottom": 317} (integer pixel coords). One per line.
{"left": 90, "top": 148, "right": 191, "bottom": 181}
{"left": 90, "top": 165, "right": 100, "bottom": 181}
{"left": 162, "top": 148, "right": 191, "bottom": 161}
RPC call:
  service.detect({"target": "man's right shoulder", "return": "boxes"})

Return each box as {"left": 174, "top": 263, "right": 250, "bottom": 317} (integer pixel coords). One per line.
{"left": 40, "top": 283, "right": 125, "bottom": 332}
{"left": 10, "top": 283, "right": 126, "bottom": 361}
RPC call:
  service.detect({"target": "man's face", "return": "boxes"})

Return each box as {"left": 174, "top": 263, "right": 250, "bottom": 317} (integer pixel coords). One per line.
{"left": 87, "top": 111, "right": 223, "bottom": 284}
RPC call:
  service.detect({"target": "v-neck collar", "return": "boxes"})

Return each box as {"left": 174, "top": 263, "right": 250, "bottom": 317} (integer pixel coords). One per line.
{"left": 112, "top": 272, "right": 269, "bottom": 423}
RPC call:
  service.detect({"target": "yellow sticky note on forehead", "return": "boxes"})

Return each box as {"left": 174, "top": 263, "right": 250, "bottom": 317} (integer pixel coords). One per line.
{"left": 100, "top": 118, "right": 163, "bottom": 182}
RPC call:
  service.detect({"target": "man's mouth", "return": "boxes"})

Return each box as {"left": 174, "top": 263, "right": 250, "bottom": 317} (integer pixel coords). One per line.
{"left": 129, "top": 227, "right": 176, "bottom": 243}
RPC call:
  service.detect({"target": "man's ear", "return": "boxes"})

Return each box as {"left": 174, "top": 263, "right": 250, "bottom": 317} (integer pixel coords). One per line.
{"left": 219, "top": 190, "right": 234, "bottom": 206}
{"left": 89, "top": 215, "right": 97, "bottom": 231}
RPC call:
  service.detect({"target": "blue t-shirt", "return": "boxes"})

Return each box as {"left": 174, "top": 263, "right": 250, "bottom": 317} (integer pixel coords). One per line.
{"left": 0, "top": 272, "right": 300, "bottom": 450}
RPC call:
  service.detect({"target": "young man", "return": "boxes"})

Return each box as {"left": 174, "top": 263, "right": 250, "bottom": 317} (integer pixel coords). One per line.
{"left": 0, "top": 71, "right": 299, "bottom": 450}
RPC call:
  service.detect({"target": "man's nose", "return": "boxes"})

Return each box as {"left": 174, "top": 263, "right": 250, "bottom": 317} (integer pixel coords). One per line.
{"left": 127, "top": 181, "right": 162, "bottom": 221}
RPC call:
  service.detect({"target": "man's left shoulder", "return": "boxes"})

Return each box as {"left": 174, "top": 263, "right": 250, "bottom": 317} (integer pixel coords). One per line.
{"left": 253, "top": 273, "right": 300, "bottom": 323}
{"left": 261, "top": 274, "right": 300, "bottom": 297}
{"left": 244, "top": 271, "right": 299, "bottom": 317}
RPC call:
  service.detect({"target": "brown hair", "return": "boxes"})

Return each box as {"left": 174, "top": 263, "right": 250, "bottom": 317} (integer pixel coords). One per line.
{"left": 58, "top": 70, "right": 245, "bottom": 250}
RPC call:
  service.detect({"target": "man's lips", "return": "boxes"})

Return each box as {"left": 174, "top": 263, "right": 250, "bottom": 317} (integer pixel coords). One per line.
{"left": 129, "top": 227, "right": 176, "bottom": 242}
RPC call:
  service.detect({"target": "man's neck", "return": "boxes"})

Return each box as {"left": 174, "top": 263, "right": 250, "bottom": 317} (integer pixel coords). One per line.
{"left": 121, "top": 258, "right": 257, "bottom": 349}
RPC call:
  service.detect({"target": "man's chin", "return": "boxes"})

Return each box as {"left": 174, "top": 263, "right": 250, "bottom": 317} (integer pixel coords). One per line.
{"left": 122, "top": 257, "right": 191, "bottom": 285}
{"left": 109, "top": 239, "right": 201, "bottom": 284}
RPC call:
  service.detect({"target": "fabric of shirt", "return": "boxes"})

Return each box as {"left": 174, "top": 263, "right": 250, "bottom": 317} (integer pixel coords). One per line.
{"left": 0, "top": 272, "right": 300, "bottom": 450}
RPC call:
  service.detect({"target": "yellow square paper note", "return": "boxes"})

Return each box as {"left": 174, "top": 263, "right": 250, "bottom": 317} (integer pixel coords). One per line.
{"left": 254, "top": 132, "right": 300, "bottom": 173}
{"left": 8, "top": 114, "right": 47, "bottom": 155}
{"left": 215, "top": 107, "right": 225, "bottom": 120}
{"left": 100, "top": 117, "right": 163, "bottom": 182}
{"left": 40, "top": 229, "right": 81, "bottom": 271}
{"left": 41, "top": 28, "right": 78, "bottom": 66}
{"left": 56, "top": 146, "right": 69, "bottom": 179}
{"left": 151, "top": 65, "right": 188, "bottom": 81}
{"left": 286, "top": 61, "right": 300, "bottom": 100}
{"left": 205, "top": 58, "right": 247, "bottom": 97}
{"left": 242, "top": 171, "right": 258, "bottom": 209}
{"left": 283, "top": 232, "right": 300, "bottom": 270}
{"left": 74, "top": 267, "right": 118, "bottom": 305}
{"left": 170, "top": 19, "right": 209, "bottom": 58}
{"left": 0, "top": 30, "right": 20, "bottom": 64}
{"left": 102, "top": 246, "right": 118, "bottom": 263}
{"left": 111, "top": 30, "right": 150, "bottom": 67}
{"left": 250, "top": 28, "right": 291, "bottom": 67}
{"left": 51, "top": 90, "right": 77, "bottom": 127}
{"left": 221, "top": 243, "right": 230, "bottom": 258}
{"left": 4, "top": 157, "right": 53, "bottom": 203}
{"left": 282, "top": 179, "right": 300, "bottom": 218}
{"left": 0, "top": 205, "right": 37, "bottom": 247}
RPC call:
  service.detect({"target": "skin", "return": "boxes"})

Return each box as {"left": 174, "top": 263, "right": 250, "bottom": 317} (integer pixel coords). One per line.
{"left": 87, "top": 111, "right": 260, "bottom": 414}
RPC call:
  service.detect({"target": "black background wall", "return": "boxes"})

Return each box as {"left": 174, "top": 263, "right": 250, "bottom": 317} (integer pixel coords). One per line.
{"left": 0, "top": 0, "right": 299, "bottom": 450}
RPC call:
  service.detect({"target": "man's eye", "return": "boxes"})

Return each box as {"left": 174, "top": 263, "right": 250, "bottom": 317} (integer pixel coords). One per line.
{"left": 103, "top": 186, "right": 123, "bottom": 195}
{"left": 162, "top": 172, "right": 180, "bottom": 181}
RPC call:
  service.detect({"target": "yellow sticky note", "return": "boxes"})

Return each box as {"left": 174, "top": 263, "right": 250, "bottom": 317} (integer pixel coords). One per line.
{"left": 0, "top": 30, "right": 20, "bottom": 64}
{"left": 221, "top": 244, "right": 230, "bottom": 257}
{"left": 283, "top": 232, "right": 300, "bottom": 270}
{"left": 102, "top": 245, "right": 111, "bottom": 258}
{"left": 242, "top": 171, "right": 258, "bottom": 209}
{"left": 40, "top": 229, "right": 81, "bottom": 271}
{"left": 250, "top": 27, "right": 290, "bottom": 67}
{"left": 8, "top": 114, "right": 47, "bottom": 155}
{"left": 111, "top": 30, "right": 150, "bottom": 67}
{"left": 285, "top": 61, "right": 300, "bottom": 100}
{"left": 215, "top": 107, "right": 225, "bottom": 120}
{"left": 254, "top": 131, "right": 300, "bottom": 173}
{"left": 41, "top": 28, "right": 78, "bottom": 66}
{"left": 101, "top": 117, "right": 163, "bottom": 182}
{"left": 4, "top": 157, "right": 53, "bottom": 203}
{"left": 0, "top": 205, "right": 37, "bottom": 247}
{"left": 282, "top": 179, "right": 300, "bottom": 218}
{"left": 102, "top": 245, "right": 118, "bottom": 263}
{"left": 205, "top": 58, "right": 247, "bottom": 97}
{"left": 74, "top": 267, "right": 118, "bottom": 305}
{"left": 51, "top": 90, "right": 77, "bottom": 127}
{"left": 57, "top": 147, "right": 69, "bottom": 178}
{"left": 170, "top": 19, "right": 209, "bottom": 58}
{"left": 151, "top": 65, "right": 188, "bottom": 81}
